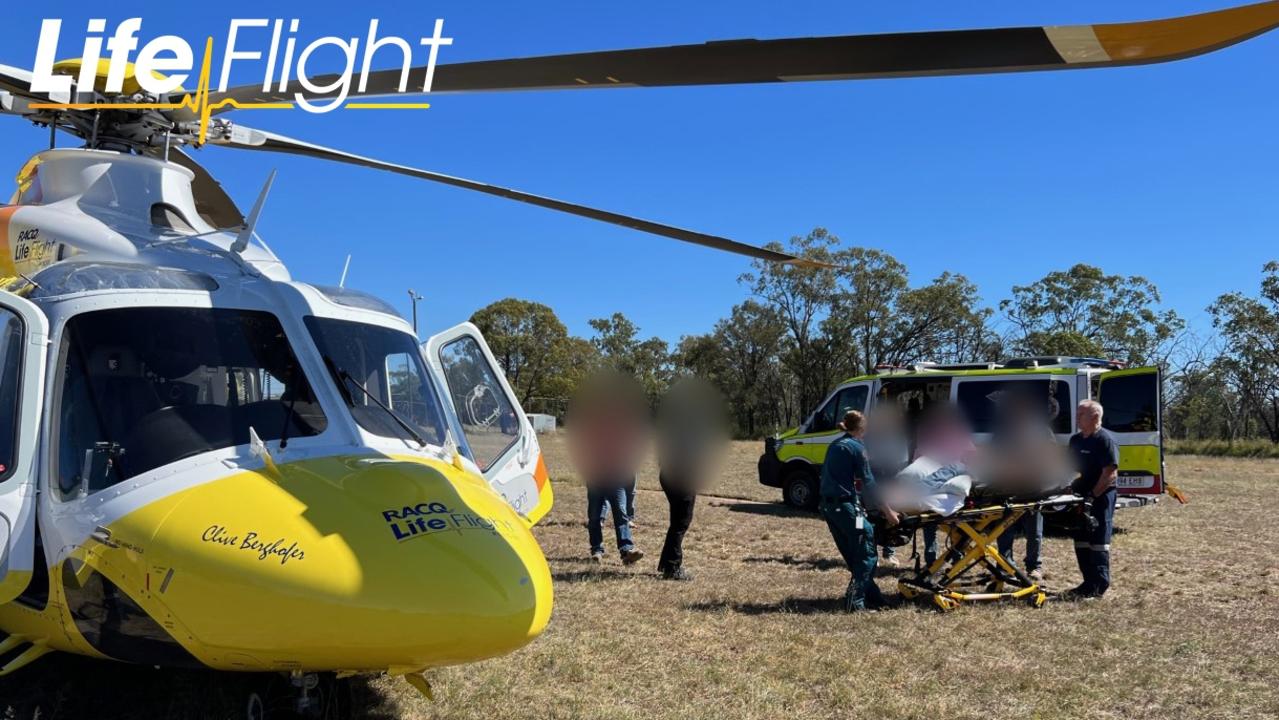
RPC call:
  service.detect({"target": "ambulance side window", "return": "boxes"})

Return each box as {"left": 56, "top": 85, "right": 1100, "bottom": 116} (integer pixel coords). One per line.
{"left": 954, "top": 379, "right": 1073, "bottom": 434}
{"left": 0, "top": 309, "right": 22, "bottom": 481}
{"left": 808, "top": 385, "right": 869, "bottom": 433}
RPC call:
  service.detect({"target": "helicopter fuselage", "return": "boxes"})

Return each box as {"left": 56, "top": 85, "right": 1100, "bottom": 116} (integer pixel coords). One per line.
{"left": 0, "top": 148, "right": 553, "bottom": 677}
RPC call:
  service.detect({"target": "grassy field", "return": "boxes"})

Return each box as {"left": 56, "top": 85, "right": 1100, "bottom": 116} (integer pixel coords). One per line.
{"left": 3, "top": 438, "right": 1277, "bottom": 719}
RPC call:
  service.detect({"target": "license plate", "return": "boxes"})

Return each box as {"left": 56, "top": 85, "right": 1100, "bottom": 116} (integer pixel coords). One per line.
{"left": 1117, "top": 474, "right": 1155, "bottom": 489}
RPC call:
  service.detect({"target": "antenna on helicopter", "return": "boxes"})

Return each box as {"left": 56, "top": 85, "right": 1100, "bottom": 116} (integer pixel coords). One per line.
{"left": 339, "top": 254, "right": 352, "bottom": 288}
{"left": 232, "top": 169, "right": 277, "bottom": 255}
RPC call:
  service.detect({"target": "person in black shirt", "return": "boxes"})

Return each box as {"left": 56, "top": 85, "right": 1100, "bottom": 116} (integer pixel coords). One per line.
{"left": 1068, "top": 399, "right": 1121, "bottom": 598}
{"left": 655, "top": 378, "right": 728, "bottom": 581}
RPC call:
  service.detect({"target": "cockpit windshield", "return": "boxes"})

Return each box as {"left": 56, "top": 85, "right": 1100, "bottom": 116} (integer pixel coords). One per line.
{"left": 304, "top": 317, "right": 449, "bottom": 448}
{"left": 56, "top": 308, "right": 327, "bottom": 498}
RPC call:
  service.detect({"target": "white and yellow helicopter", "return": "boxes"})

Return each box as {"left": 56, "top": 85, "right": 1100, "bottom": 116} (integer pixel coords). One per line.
{"left": 0, "top": 1, "right": 1276, "bottom": 716}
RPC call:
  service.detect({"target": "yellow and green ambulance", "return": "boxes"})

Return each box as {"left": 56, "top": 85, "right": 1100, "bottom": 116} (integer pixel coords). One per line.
{"left": 757, "top": 357, "right": 1164, "bottom": 510}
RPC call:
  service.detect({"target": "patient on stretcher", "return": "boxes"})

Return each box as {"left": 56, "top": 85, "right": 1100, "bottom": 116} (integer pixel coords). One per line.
{"left": 882, "top": 391, "right": 1074, "bottom": 516}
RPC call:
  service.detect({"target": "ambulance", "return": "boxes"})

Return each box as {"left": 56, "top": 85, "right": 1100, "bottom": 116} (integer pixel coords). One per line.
{"left": 757, "top": 357, "right": 1165, "bottom": 510}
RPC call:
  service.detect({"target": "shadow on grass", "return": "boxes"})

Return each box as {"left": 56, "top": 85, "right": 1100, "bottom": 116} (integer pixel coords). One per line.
{"left": 720, "top": 502, "right": 815, "bottom": 519}
{"left": 685, "top": 596, "right": 849, "bottom": 615}
{"left": 0, "top": 652, "right": 400, "bottom": 720}
{"left": 687, "top": 593, "right": 914, "bottom": 615}
{"left": 741, "top": 554, "right": 918, "bottom": 577}
{"left": 552, "top": 569, "right": 640, "bottom": 583}
{"left": 536, "top": 518, "right": 590, "bottom": 528}
{"left": 742, "top": 555, "right": 845, "bottom": 571}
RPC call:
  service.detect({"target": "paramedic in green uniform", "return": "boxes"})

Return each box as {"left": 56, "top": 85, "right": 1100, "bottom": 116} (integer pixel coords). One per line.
{"left": 819, "top": 410, "right": 901, "bottom": 611}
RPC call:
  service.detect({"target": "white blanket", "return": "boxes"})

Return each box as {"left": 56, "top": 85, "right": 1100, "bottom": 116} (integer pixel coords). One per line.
{"left": 884, "top": 457, "right": 972, "bottom": 517}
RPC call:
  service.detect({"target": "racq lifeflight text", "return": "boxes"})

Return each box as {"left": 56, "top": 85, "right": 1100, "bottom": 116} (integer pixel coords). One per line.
{"left": 30, "top": 18, "right": 454, "bottom": 111}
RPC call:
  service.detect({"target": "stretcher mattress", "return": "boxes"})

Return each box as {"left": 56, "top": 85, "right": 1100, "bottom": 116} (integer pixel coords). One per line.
{"left": 883, "top": 456, "right": 1077, "bottom": 517}
{"left": 882, "top": 457, "right": 971, "bottom": 516}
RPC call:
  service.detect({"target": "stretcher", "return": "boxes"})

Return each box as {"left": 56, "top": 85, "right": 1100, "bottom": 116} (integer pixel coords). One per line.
{"left": 876, "top": 494, "right": 1094, "bottom": 611}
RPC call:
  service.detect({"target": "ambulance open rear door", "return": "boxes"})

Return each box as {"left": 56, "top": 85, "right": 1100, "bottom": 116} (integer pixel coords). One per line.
{"left": 1097, "top": 366, "right": 1167, "bottom": 505}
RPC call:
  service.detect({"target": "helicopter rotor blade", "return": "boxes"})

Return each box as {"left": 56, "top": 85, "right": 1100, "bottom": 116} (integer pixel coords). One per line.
{"left": 0, "top": 64, "right": 39, "bottom": 100}
{"left": 0, "top": 64, "right": 52, "bottom": 118}
{"left": 208, "top": 1, "right": 1279, "bottom": 111}
{"left": 144, "top": 146, "right": 247, "bottom": 229}
{"left": 209, "top": 127, "right": 822, "bottom": 267}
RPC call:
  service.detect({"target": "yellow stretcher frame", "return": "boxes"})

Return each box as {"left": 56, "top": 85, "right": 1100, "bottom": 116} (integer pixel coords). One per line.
{"left": 891, "top": 495, "right": 1090, "bottom": 612}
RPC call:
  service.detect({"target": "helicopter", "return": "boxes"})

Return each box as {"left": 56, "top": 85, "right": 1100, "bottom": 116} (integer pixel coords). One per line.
{"left": 0, "top": 1, "right": 1277, "bottom": 716}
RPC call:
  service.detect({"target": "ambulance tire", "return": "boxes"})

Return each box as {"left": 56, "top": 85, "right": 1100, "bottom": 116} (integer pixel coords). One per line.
{"left": 783, "top": 467, "right": 819, "bottom": 511}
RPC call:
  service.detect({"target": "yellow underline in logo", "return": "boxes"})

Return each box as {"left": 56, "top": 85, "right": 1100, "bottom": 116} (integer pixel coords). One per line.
{"left": 345, "top": 102, "right": 431, "bottom": 109}
{"left": 31, "top": 101, "right": 293, "bottom": 110}
{"left": 29, "top": 36, "right": 430, "bottom": 144}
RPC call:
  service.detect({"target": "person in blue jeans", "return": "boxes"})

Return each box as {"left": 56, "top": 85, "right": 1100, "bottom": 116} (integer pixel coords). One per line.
{"left": 601, "top": 478, "right": 638, "bottom": 527}
{"left": 819, "top": 410, "right": 900, "bottom": 612}
{"left": 1068, "top": 400, "right": 1121, "bottom": 598}
{"left": 567, "top": 370, "right": 649, "bottom": 566}
{"left": 996, "top": 512, "right": 1043, "bottom": 580}
{"left": 588, "top": 481, "right": 643, "bottom": 564}
{"left": 987, "top": 390, "right": 1058, "bottom": 581}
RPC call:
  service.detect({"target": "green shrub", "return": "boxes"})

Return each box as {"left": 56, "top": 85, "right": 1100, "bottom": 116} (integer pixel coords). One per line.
{"left": 1166, "top": 438, "right": 1279, "bottom": 458}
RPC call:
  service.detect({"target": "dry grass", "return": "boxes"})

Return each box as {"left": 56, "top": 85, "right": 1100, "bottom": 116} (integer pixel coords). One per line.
{"left": 4, "top": 440, "right": 1278, "bottom": 719}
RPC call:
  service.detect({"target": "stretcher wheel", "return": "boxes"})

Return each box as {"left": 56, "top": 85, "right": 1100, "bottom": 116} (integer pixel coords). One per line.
{"left": 1030, "top": 592, "right": 1048, "bottom": 609}
{"left": 932, "top": 595, "right": 958, "bottom": 612}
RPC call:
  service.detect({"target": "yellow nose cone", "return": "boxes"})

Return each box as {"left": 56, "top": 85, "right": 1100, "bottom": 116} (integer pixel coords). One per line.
{"left": 128, "top": 454, "right": 552, "bottom": 671}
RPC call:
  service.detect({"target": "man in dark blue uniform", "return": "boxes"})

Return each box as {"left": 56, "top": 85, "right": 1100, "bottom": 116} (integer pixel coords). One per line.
{"left": 1068, "top": 399, "right": 1121, "bottom": 599}
{"left": 819, "top": 410, "right": 900, "bottom": 611}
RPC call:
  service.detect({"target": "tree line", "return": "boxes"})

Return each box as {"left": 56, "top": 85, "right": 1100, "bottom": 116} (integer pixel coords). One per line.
{"left": 469, "top": 228, "right": 1277, "bottom": 444}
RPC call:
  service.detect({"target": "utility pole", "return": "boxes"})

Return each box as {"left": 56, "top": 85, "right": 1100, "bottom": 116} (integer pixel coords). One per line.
{"left": 408, "top": 289, "right": 424, "bottom": 335}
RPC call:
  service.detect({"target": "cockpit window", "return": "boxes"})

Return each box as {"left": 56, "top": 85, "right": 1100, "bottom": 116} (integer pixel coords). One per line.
{"left": 304, "top": 316, "right": 449, "bottom": 448}
{"left": 55, "top": 308, "right": 326, "bottom": 498}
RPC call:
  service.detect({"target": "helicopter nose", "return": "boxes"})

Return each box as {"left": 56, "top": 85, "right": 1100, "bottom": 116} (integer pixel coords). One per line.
{"left": 140, "top": 454, "right": 553, "bottom": 671}
{"left": 350, "top": 457, "right": 555, "bottom": 663}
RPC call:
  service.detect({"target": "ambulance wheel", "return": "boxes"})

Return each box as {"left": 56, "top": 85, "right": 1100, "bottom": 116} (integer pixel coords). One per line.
{"left": 783, "top": 469, "right": 818, "bottom": 510}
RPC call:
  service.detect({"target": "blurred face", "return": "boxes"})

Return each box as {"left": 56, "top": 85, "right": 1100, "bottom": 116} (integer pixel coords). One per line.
{"left": 1077, "top": 406, "right": 1102, "bottom": 434}
{"left": 567, "top": 371, "right": 649, "bottom": 485}
{"left": 656, "top": 378, "right": 729, "bottom": 492}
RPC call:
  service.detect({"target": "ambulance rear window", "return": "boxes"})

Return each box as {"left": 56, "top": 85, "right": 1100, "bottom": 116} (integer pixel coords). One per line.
{"left": 1100, "top": 372, "right": 1159, "bottom": 433}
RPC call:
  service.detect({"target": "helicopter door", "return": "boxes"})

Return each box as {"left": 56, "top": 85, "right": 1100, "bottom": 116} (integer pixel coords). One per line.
{"left": 1097, "top": 366, "right": 1164, "bottom": 497}
{"left": 0, "top": 291, "right": 48, "bottom": 604}
{"left": 424, "top": 323, "right": 551, "bottom": 525}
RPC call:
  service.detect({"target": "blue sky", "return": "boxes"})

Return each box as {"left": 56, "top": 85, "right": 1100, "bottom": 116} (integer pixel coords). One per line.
{"left": 3, "top": 1, "right": 1277, "bottom": 346}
